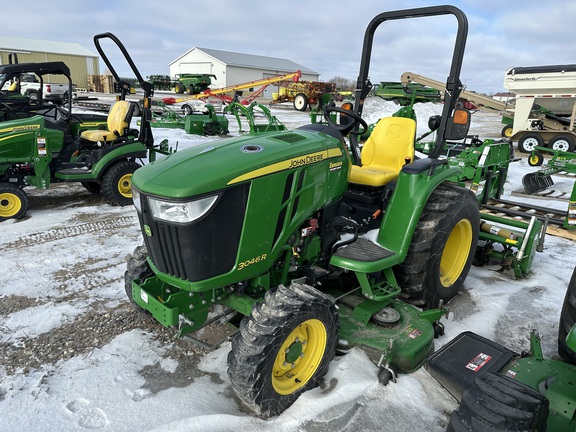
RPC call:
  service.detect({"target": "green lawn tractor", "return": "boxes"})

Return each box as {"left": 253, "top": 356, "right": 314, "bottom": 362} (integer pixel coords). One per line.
{"left": 0, "top": 34, "right": 170, "bottom": 221}
{"left": 125, "top": 5, "right": 482, "bottom": 417}
{"left": 427, "top": 265, "right": 576, "bottom": 431}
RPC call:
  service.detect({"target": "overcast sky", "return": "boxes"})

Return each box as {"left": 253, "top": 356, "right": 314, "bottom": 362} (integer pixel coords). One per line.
{"left": 5, "top": 0, "right": 576, "bottom": 93}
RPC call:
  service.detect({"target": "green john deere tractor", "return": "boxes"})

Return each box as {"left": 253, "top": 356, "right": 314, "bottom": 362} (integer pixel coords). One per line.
{"left": 428, "top": 265, "right": 576, "bottom": 431}
{"left": 173, "top": 73, "right": 216, "bottom": 95}
{"left": 0, "top": 34, "right": 169, "bottom": 221}
{"left": 125, "top": 5, "right": 482, "bottom": 417}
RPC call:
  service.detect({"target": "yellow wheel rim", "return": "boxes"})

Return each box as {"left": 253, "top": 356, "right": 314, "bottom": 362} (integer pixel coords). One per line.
{"left": 529, "top": 154, "right": 540, "bottom": 165}
{"left": 272, "top": 318, "right": 327, "bottom": 395}
{"left": 440, "top": 219, "right": 473, "bottom": 287}
{"left": 0, "top": 192, "right": 22, "bottom": 218}
{"left": 504, "top": 127, "right": 513, "bottom": 138}
{"left": 117, "top": 173, "right": 133, "bottom": 198}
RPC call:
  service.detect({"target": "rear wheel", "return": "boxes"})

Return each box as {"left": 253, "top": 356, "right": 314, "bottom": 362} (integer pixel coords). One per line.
{"left": 0, "top": 183, "right": 28, "bottom": 221}
{"left": 174, "top": 83, "right": 185, "bottom": 94}
{"left": 548, "top": 134, "right": 575, "bottom": 153}
{"left": 227, "top": 282, "right": 338, "bottom": 417}
{"left": 395, "top": 183, "right": 479, "bottom": 308}
{"left": 517, "top": 133, "right": 543, "bottom": 153}
{"left": 101, "top": 160, "right": 141, "bottom": 206}
{"left": 293, "top": 93, "right": 308, "bottom": 111}
{"left": 447, "top": 372, "right": 549, "bottom": 432}
{"left": 124, "top": 244, "right": 153, "bottom": 310}
{"left": 559, "top": 266, "right": 576, "bottom": 364}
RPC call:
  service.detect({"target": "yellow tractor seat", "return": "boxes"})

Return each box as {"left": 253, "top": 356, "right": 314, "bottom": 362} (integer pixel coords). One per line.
{"left": 81, "top": 100, "right": 134, "bottom": 142}
{"left": 349, "top": 116, "right": 416, "bottom": 187}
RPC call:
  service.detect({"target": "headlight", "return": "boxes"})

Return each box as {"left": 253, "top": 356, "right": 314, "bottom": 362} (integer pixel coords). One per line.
{"left": 148, "top": 195, "right": 219, "bottom": 224}
{"left": 132, "top": 188, "right": 142, "bottom": 212}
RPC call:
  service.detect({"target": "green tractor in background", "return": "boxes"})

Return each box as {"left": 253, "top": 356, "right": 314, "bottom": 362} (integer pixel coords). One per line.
{"left": 0, "top": 34, "right": 170, "bottom": 222}
{"left": 173, "top": 73, "right": 217, "bottom": 95}
{"left": 125, "top": 5, "right": 486, "bottom": 417}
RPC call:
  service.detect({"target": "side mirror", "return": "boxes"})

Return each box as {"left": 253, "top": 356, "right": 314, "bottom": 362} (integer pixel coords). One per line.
{"left": 445, "top": 108, "right": 471, "bottom": 140}
{"left": 567, "top": 324, "right": 576, "bottom": 353}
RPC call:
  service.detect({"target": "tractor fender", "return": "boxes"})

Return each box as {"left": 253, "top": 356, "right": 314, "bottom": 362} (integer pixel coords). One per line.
{"left": 90, "top": 142, "right": 147, "bottom": 180}
{"left": 376, "top": 160, "right": 463, "bottom": 261}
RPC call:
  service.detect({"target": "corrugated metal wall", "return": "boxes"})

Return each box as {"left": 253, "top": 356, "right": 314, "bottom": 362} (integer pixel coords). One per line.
{"left": 0, "top": 51, "right": 99, "bottom": 90}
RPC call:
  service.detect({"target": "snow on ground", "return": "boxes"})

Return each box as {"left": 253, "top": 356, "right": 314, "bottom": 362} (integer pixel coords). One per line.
{"left": 0, "top": 98, "right": 575, "bottom": 432}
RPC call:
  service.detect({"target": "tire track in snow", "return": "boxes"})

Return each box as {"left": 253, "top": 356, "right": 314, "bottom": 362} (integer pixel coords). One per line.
{"left": 1, "top": 216, "right": 137, "bottom": 251}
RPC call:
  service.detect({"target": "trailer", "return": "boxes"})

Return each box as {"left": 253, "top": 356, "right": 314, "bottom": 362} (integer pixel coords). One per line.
{"left": 503, "top": 64, "right": 576, "bottom": 153}
{"left": 402, "top": 71, "right": 576, "bottom": 153}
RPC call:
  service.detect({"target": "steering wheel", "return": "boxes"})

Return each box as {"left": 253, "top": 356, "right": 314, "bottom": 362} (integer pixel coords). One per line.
{"left": 323, "top": 105, "right": 368, "bottom": 136}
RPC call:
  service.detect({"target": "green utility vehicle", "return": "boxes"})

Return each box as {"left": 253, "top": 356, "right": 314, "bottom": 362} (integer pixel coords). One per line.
{"left": 125, "top": 5, "right": 484, "bottom": 417}
{"left": 0, "top": 35, "right": 169, "bottom": 221}
{"left": 428, "top": 266, "right": 576, "bottom": 431}
{"left": 173, "top": 73, "right": 216, "bottom": 95}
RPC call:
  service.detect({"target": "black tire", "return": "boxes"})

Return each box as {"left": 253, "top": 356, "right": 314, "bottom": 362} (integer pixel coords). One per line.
{"left": 447, "top": 372, "right": 549, "bottom": 432}
{"left": 527, "top": 150, "right": 544, "bottom": 167}
{"left": 27, "top": 90, "right": 39, "bottom": 101}
{"left": 81, "top": 181, "right": 101, "bottom": 194}
{"left": 100, "top": 160, "right": 141, "bottom": 206}
{"left": 293, "top": 93, "right": 308, "bottom": 111}
{"left": 548, "top": 135, "right": 575, "bottom": 153}
{"left": 501, "top": 125, "right": 513, "bottom": 138}
{"left": 227, "top": 282, "right": 339, "bottom": 417}
{"left": 0, "top": 183, "right": 29, "bottom": 221}
{"left": 559, "top": 266, "right": 576, "bottom": 364}
{"left": 124, "top": 244, "right": 154, "bottom": 310}
{"left": 517, "top": 133, "right": 543, "bottom": 153}
{"left": 395, "top": 183, "right": 480, "bottom": 308}
{"left": 174, "top": 83, "right": 185, "bottom": 94}
{"left": 182, "top": 104, "right": 193, "bottom": 116}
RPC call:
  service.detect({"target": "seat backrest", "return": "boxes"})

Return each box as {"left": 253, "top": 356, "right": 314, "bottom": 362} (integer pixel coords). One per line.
{"left": 107, "top": 101, "right": 134, "bottom": 136}
{"left": 361, "top": 116, "right": 416, "bottom": 172}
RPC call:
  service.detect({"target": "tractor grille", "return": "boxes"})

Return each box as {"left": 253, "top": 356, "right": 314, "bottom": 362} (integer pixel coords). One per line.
{"left": 139, "top": 184, "right": 249, "bottom": 282}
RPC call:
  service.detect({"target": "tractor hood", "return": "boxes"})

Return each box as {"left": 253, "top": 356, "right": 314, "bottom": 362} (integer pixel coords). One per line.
{"left": 132, "top": 125, "right": 346, "bottom": 198}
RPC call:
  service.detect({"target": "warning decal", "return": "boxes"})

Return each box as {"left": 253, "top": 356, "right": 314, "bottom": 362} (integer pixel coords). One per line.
{"left": 465, "top": 353, "right": 492, "bottom": 372}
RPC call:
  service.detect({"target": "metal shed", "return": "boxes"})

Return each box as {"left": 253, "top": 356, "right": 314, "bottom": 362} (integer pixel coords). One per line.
{"left": 169, "top": 47, "right": 319, "bottom": 98}
{"left": 0, "top": 35, "right": 99, "bottom": 90}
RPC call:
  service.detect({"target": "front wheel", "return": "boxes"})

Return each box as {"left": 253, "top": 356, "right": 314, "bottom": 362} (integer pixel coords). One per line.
{"left": 100, "top": 160, "right": 141, "bottom": 206}
{"left": 227, "top": 282, "right": 338, "bottom": 417}
{"left": 124, "top": 244, "right": 154, "bottom": 310}
{"left": 528, "top": 150, "right": 544, "bottom": 167}
{"left": 293, "top": 93, "right": 308, "bottom": 111}
{"left": 0, "top": 183, "right": 29, "bottom": 221}
{"left": 395, "top": 183, "right": 480, "bottom": 308}
{"left": 174, "top": 83, "right": 185, "bottom": 94}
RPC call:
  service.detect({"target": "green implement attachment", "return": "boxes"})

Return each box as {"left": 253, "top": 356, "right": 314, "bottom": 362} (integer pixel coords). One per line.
{"left": 146, "top": 102, "right": 229, "bottom": 136}
{"left": 224, "top": 102, "right": 286, "bottom": 134}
